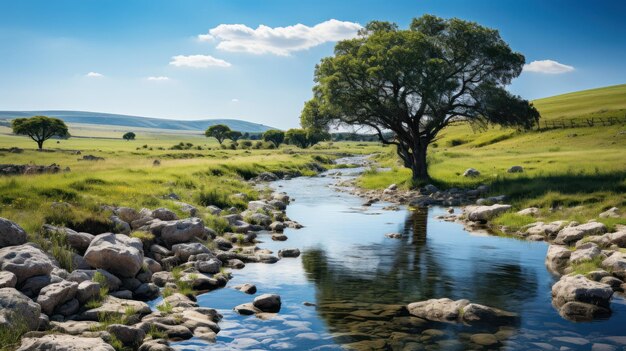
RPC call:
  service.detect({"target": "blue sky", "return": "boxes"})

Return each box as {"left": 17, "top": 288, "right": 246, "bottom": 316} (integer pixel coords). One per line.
{"left": 0, "top": 0, "right": 624, "bottom": 129}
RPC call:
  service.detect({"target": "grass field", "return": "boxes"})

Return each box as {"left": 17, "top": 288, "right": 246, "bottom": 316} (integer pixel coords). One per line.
{"left": 0, "top": 84, "right": 624, "bottom": 237}
{"left": 358, "top": 85, "right": 626, "bottom": 228}
{"left": 0, "top": 128, "right": 379, "bottom": 237}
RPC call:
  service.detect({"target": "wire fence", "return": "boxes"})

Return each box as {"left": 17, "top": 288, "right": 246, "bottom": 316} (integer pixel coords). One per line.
{"left": 536, "top": 116, "right": 626, "bottom": 130}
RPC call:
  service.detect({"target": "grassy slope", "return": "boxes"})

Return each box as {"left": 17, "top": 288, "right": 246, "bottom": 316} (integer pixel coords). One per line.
{"left": 532, "top": 84, "right": 626, "bottom": 120}
{"left": 358, "top": 85, "right": 626, "bottom": 228}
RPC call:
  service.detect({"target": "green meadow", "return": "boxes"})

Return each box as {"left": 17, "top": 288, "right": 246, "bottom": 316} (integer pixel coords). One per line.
{"left": 359, "top": 85, "right": 626, "bottom": 228}
{"left": 1, "top": 84, "right": 625, "bottom": 238}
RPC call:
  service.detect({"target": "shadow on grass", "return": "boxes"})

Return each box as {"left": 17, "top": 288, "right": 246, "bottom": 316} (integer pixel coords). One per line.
{"left": 487, "top": 171, "right": 625, "bottom": 200}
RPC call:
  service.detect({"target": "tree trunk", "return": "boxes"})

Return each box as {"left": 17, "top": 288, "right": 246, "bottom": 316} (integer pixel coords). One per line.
{"left": 410, "top": 143, "right": 429, "bottom": 181}
{"left": 37, "top": 139, "right": 44, "bottom": 150}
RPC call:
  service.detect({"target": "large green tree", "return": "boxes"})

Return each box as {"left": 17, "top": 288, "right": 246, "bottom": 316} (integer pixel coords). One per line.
{"left": 12, "top": 116, "right": 69, "bottom": 150}
{"left": 262, "top": 129, "right": 285, "bottom": 147}
{"left": 302, "top": 15, "right": 540, "bottom": 181}
{"left": 205, "top": 124, "right": 231, "bottom": 144}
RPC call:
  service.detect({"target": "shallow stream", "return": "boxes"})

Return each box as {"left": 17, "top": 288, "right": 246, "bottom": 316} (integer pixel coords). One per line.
{"left": 174, "top": 157, "right": 626, "bottom": 350}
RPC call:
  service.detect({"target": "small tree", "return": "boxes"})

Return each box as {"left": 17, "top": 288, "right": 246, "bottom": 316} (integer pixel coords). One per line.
{"left": 205, "top": 124, "right": 231, "bottom": 144}
{"left": 285, "top": 129, "right": 309, "bottom": 148}
{"left": 228, "top": 131, "right": 243, "bottom": 142}
{"left": 306, "top": 128, "right": 331, "bottom": 147}
{"left": 12, "top": 116, "right": 69, "bottom": 150}
{"left": 123, "top": 132, "right": 136, "bottom": 141}
{"left": 263, "top": 129, "right": 285, "bottom": 147}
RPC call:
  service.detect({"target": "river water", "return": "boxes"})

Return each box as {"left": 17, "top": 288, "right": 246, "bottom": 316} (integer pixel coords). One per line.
{"left": 174, "top": 158, "right": 626, "bottom": 350}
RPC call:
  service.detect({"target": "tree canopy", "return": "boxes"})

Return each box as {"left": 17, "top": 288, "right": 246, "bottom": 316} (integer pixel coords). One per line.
{"left": 285, "top": 128, "right": 329, "bottom": 148}
{"left": 302, "top": 15, "right": 540, "bottom": 180}
{"left": 262, "top": 129, "right": 285, "bottom": 147}
{"left": 12, "top": 116, "right": 69, "bottom": 150}
{"left": 123, "top": 132, "right": 136, "bottom": 141}
{"left": 228, "top": 131, "right": 243, "bottom": 142}
{"left": 205, "top": 124, "right": 231, "bottom": 144}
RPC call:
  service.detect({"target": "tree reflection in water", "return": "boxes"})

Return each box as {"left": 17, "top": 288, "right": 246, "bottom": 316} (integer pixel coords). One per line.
{"left": 301, "top": 207, "right": 537, "bottom": 349}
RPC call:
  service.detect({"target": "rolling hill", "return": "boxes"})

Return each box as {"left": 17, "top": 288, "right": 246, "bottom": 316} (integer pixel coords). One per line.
{"left": 532, "top": 83, "right": 626, "bottom": 120}
{"left": 0, "top": 110, "right": 275, "bottom": 133}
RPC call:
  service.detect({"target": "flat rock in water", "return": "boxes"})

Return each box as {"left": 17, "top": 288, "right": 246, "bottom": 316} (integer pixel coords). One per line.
{"left": 466, "top": 204, "right": 511, "bottom": 222}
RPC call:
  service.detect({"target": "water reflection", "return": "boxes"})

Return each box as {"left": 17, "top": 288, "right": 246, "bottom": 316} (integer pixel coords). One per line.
{"left": 299, "top": 206, "right": 544, "bottom": 349}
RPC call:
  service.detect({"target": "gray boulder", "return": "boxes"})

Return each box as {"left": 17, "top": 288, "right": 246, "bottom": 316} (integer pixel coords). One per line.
{"left": 545, "top": 245, "right": 572, "bottom": 274}
{"left": 115, "top": 207, "right": 140, "bottom": 224}
{"left": 160, "top": 218, "right": 205, "bottom": 246}
{"left": 16, "top": 334, "right": 115, "bottom": 351}
{"left": 570, "top": 243, "right": 601, "bottom": 264}
{"left": 253, "top": 294, "right": 281, "bottom": 313}
{"left": 407, "top": 298, "right": 469, "bottom": 323}
{"left": 151, "top": 208, "right": 178, "bottom": 221}
{"left": 44, "top": 225, "right": 94, "bottom": 253}
{"left": 599, "top": 207, "right": 620, "bottom": 219}
{"left": 36, "top": 280, "right": 78, "bottom": 315}
{"left": 248, "top": 201, "right": 273, "bottom": 212}
{"left": 0, "top": 217, "right": 27, "bottom": 248}
{"left": 174, "top": 202, "right": 198, "bottom": 217}
{"left": 466, "top": 204, "right": 511, "bottom": 222}
{"left": 525, "top": 221, "right": 567, "bottom": 238}
{"left": 517, "top": 207, "right": 539, "bottom": 217}
{"left": 507, "top": 165, "right": 524, "bottom": 173}
{"left": 0, "top": 271, "right": 17, "bottom": 288}
{"left": 84, "top": 233, "right": 144, "bottom": 278}
{"left": 107, "top": 324, "right": 146, "bottom": 346}
{"left": 234, "top": 283, "right": 257, "bottom": 294}
{"left": 172, "top": 242, "right": 211, "bottom": 262}
{"left": 80, "top": 295, "right": 150, "bottom": 321}
{"left": 608, "top": 230, "right": 626, "bottom": 247}
{"left": 67, "top": 269, "right": 122, "bottom": 291}
{"left": 407, "top": 298, "right": 516, "bottom": 325}
{"left": 461, "top": 303, "right": 517, "bottom": 325}
{"left": 196, "top": 258, "right": 222, "bottom": 274}
{"left": 110, "top": 216, "right": 131, "bottom": 234}
{"left": 138, "top": 339, "right": 174, "bottom": 351}
{"left": 143, "top": 257, "right": 162, "bottom": 273}
{"left": 0, "top": 287, "right": 41, "bottom": 331}
{"left": 278, "top": 248, "right": 301, "bottom": 258}
{"left": 76, "top": 281, "right": 101, "bottom": 304}
{"left": 552, "top": 274, "right": 613, "bottom": 315}
{"left": 463, "top": 168, "right": 480, "bottom": 177}
{"left": 0, "top": 243, "right": 57, "bottom": 284}
{"left": 555, "top": 222, "right": 607, "bottom": 245}
{"left": 602, "top": 252, "right": 626, "bottom": 279}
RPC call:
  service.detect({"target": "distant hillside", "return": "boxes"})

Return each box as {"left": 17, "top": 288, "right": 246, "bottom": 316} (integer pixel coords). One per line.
{"left": 532, "top": 84, "right": 626, "bottom": 120}
{"left": 0, "top": 110, "right": 275, "bottom": 133}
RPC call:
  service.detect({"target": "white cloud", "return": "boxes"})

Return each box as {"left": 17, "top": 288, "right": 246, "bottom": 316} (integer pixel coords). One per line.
{"left": 199, "top": 19, "right": 362, "bottom": 56}
{"left": 85, "top": 72, "right": 104, "bottom": 78}
{"left": 147, "top": 76, "right": 170, "bottom": 81}
{"left": 523, "top": 60, "right": 574, "bottom": 74}
{"left": 231, "top": 98, "right": 239, "bottom": 102}
{"left": 169, "top": 55, "right": 231, "bottom": 68}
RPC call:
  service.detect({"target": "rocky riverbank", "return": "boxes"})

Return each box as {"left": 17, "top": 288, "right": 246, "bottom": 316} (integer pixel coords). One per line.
{"left": 0, "top": 173, "right": 303, "bottom": 350}
{"left": 348, "top": 172, "right": 625, "bottom": 324}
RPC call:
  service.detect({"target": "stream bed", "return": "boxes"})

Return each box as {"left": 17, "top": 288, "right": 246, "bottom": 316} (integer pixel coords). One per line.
{"left": 174, "top": 158, "right": 626, "bottom": 350}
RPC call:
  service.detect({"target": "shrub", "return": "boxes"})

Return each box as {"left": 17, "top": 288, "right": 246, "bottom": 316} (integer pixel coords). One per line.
{"left": 447, "top": 138, "right": 467, "bottom": 147}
